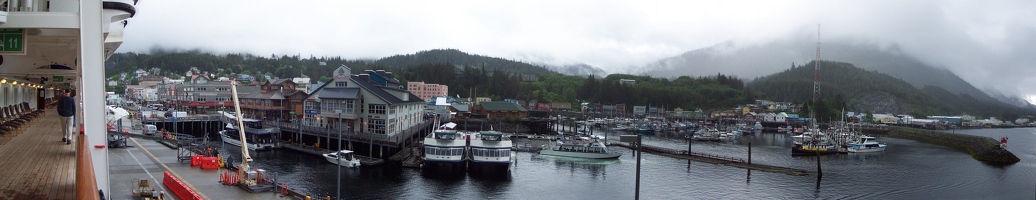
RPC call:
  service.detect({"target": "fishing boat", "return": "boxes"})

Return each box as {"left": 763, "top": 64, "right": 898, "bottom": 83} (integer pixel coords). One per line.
{"left": 323, "top": 150, "right": 361, "bottom": 167}
{"left": 468, "top": 130, "right": 513, "bottom": 170}
{"left": 848, "top": 136, "right": 887, "bottom": 153}
{"left": 791, "top": 132, "right": 839, "bottom": 156}
{"left": 539, "top": 137, "right": 621, "bottom": 159}
{"left": 217, "top": 111, "right": 280, "bottom": 150}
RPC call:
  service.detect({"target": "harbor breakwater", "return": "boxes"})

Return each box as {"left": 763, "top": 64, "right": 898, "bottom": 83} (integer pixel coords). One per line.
{"left": 885, "top": 127, "right": 1019, "bottom": 165}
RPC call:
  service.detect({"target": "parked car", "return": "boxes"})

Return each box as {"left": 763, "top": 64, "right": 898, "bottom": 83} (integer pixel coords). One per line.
{"left": 143, "top": 124, "right": 157, "bottom": 136}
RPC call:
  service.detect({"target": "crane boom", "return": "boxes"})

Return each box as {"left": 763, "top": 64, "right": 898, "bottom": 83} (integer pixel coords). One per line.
{"left": 229, "top": 80, "right": 252, "bottom": 178}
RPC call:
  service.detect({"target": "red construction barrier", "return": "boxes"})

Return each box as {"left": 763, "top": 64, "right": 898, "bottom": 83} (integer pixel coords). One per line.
{"left": 200, "top": 157, "right": 219, "bottom": 170}
{"left": 163, "top": 171, "right": 204, "bottom": 200}
{"left": 191, "top": 155, "right": 202, "bottom": 167}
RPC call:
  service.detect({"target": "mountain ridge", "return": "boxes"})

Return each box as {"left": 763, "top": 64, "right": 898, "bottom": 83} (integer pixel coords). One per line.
{"left": 637, "top": 37, "right": 1028, "bottom": 108}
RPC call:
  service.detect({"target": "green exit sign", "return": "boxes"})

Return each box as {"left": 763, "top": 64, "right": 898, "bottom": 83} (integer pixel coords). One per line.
{"left": 53, "top": 76, "right": 64, "bottom": 82}
{"left": 0, "top": 29, "right": 25, "bottom": 55}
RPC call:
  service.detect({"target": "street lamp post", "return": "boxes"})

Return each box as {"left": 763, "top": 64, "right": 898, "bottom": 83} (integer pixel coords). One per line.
{"left": 336, "top": 111, "right": 342, "bottom": 200}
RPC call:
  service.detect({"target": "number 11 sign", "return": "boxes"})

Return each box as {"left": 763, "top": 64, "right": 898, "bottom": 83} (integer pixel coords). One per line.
{"left": 0, "top": 29, "right": 25, "bottom": 55}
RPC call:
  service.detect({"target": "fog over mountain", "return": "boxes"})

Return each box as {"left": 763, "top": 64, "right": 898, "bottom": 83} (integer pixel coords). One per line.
{"left": 541, "top": 63, "right": 608, "bottom": 77}
{"left": 637, "top": 36, "right": 1029, "bottom": 107}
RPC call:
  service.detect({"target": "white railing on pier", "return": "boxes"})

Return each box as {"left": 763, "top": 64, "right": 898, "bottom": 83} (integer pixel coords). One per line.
{"left": 279, "top": 119, "right": 432, "bottom": 146}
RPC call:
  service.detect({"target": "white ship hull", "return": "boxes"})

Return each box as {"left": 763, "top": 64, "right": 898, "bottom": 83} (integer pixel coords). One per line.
{"left": 220, "top": 132, "right": 276, "bottom": 151}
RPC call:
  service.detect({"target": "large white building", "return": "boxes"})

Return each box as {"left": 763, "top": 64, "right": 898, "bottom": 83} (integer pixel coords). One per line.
{"left": 303, "top": 66, "right": 426, "bottom": 137}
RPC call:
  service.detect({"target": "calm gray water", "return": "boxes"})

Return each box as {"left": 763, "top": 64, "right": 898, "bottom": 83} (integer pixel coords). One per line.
{"left": 231, "top": 127, "right": 1036, "bottom": 199}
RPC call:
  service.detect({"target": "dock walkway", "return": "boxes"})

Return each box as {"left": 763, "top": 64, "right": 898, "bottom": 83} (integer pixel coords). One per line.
{"left": 610, "top": 142, "right": 810, "bottom": 176}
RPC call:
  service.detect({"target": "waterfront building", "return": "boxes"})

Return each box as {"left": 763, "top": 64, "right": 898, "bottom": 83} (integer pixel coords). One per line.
{"left": 293, "top": 76, "right": 312, "bottom": 93}
{"left": 240, "top": 79, "right": 307, "bottom": 121}
{"left": 473, "top": 101, "right": 528, "bottom": 119}
{"left": 167, "top": 75, "right": 258, "bottom": 114}
{"left": 449, "top": 103, "right": 472, "bottom": 119}
{"left": 873, "top": 114, "right": 899, "bottom": 124}
{"left": 407, "top": 81, "right": 448, "bottom": 101}
{"left": 550, "top": 102, "right": 573, "bottom": 111}
{"left": 303, "top": 67, "right": 426, "bottom": 138}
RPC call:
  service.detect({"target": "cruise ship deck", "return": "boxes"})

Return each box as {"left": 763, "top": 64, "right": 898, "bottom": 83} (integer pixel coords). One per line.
{"left": 0, "top": 0, "right": 140, "bottom": 199}
{"left": 0, "top": 109, "right": 75, "bottom": 199}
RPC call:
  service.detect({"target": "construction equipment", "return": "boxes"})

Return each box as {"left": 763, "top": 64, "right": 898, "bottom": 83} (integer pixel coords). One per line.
{"left": 130, "top": 178, "right": 164, "bottom": 200}
{"left": 228, "top": 80, "right": 277, "bottom": 192}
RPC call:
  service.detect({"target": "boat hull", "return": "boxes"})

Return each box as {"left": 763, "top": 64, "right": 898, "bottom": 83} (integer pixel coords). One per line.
{"left": 323, "top": 154, "right": 361, "bottom": 167}
{"left": 220, "top": 133, "right": 276, "bottom": 151}
{"left": 539, "top": 149, "right": 621, "bottom": 159}
{"left": 848, "top": 144, "right": 887, "bottom": 153}
{"left": 791, "top": 144, "right": 839, "bottom": 156}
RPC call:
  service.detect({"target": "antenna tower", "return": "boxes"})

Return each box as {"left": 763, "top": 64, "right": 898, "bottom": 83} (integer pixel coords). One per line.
{"left": 813, "top": 24, "right": 821, "bottom": 102}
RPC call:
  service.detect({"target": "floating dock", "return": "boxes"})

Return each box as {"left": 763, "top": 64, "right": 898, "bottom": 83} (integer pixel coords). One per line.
{"left": 610, "top": 142, "right": 810, "bottom": 176}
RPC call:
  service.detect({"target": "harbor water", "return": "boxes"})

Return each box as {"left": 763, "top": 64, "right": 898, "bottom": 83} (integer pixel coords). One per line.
{"left": 227, "top": 127, "right": 1036, "bottom": 199}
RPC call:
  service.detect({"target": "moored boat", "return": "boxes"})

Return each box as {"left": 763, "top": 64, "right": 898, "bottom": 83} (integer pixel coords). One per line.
{"left": 539, "top": 137, "right": 621, "bottom": 159}
{"left": 217, "top": 111, "right": 280, "bottom": 150}
{"left": 423, "top": 122, "right": 467, "bottom": 170}
{"left": 219, "top": 122, "right": 278, "bottom": 151}
{"left": 323, "top": 150, "right": 361, "bottom": 167}
{"left": 791, "top": 132, "right": 839, "bottom": 156}
{"left": 848, "top": 136, "right": 887, "bottom": 153}
{"left": 469, "top": 130, "right": 513, "bottom": 171}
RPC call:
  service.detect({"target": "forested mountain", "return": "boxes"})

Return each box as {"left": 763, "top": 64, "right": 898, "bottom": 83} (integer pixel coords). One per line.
{"left": 396, "top": 63, "right": 752, "bottom": 110}
{"left": 106, "top": 49, "right": 752, "bottom": 111}
{"left": 638, "top": 37, "right": 1022, "bottom": 108}
{"left": 107, "top": 49, "right": 1030, "bottom": 120}
{"left": 748, "top": 60, "right": 1032, "bottom": 119}
{"left": 377, "top": 49, "right": 555, "bottom": 76}
{"left": 106, "top": 50, "right": 380, "bottom": 83}
{"left": 106, "top": 49, "right": 558, "bottom": 84}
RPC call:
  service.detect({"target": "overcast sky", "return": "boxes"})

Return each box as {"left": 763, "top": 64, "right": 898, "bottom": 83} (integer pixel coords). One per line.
{"left": 119, "top": 0, "right": 1036, "bottom": 103}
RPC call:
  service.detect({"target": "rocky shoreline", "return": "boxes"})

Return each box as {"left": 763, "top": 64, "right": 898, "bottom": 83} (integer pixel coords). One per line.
{"left": 884, "top": 127, "right": 1020, "bottom": 165}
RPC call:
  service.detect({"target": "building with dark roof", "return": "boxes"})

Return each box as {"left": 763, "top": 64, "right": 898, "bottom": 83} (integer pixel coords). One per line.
{"left": 473, "top": 101, "right": 528, "bottom": 119}
{"left": 240, "top": 79, "right": 307, "bottom": 121}
{"left": 302, "top": 66, "right": 427, "bottom": 137}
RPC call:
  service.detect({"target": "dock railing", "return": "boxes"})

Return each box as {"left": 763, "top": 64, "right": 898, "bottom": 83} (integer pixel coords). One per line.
{"left": 278, "top": 119, "right": 432, "bottom": 146}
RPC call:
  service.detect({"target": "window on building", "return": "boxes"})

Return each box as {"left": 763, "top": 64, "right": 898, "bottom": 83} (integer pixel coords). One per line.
{"left": 369, "top": 104, "right": 385, "bottom": 114}
{"left": 305, "top": 101, "right": 320, "bottom": 111}
{"left": 344, "top": 100, "right": 354, "bottom": 113}
{"left": 368, "top": 119, "right": 386, "bottom": 135}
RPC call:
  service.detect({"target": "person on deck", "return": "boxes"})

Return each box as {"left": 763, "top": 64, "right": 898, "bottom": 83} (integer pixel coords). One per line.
{"left": 58, "top": 89, "right": 76, "bottom": 145}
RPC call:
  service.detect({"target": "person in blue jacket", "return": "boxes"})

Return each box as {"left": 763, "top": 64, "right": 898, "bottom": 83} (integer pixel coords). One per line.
{"left": 58, "top": 89, "right": 75, "bottom": 145}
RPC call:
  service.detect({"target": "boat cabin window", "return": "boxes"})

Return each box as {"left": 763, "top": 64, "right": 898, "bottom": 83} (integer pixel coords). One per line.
{"left": 243, "top": 120, "right": 263, "bottom": 129}
{"left": 435, "top": 132, "right": 457, "bottom": 140}
{"left": 482, "top": 134, "right": 500, "bottom": 141}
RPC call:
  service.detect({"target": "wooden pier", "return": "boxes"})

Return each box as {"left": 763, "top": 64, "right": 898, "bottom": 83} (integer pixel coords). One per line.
{"left": 610, "top": 142, "right": 810, "bottom": 176}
